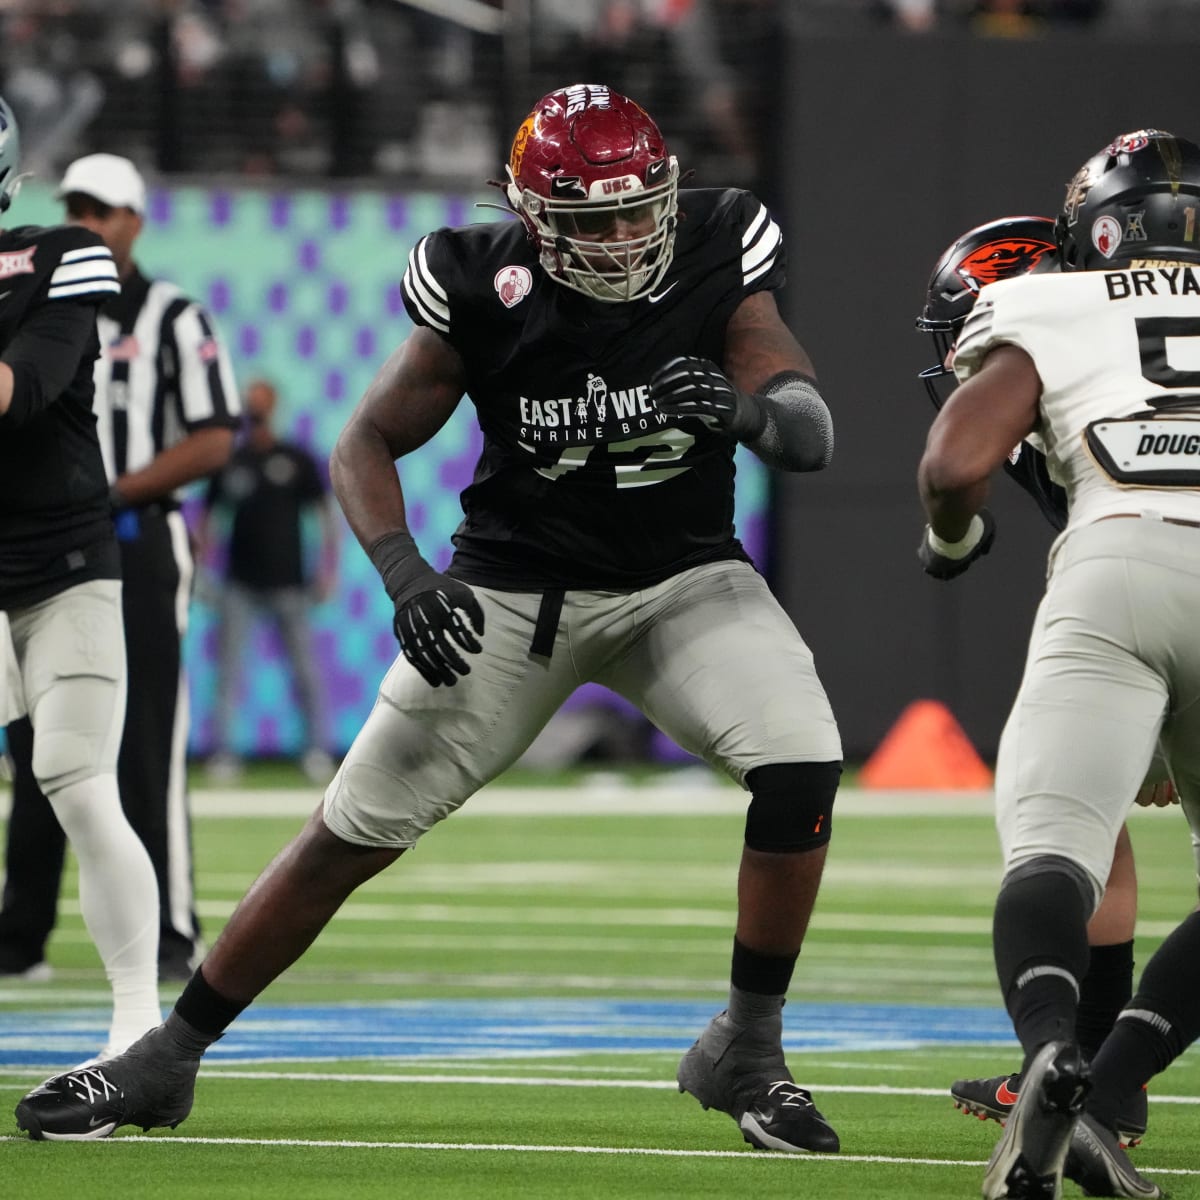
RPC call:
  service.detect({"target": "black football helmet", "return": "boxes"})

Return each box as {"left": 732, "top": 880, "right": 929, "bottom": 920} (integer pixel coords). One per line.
{"left": 0, "top": 95, "right": 21, "bottom": 213}
{"left": 915, "top": 216, "right": 1057, "bottom": 407}
{"left": 1057, "top": 129, "right": 1200, "bottom": 270}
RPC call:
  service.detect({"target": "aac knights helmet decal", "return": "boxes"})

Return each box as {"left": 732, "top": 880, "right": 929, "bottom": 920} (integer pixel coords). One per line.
{"left": 1058, "top": 128, "right": 1200, "bottom": 269}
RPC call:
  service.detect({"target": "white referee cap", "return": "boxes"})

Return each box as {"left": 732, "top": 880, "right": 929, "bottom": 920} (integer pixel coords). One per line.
{"left": 56, "top": 153, "right": 146, "bottom": 215}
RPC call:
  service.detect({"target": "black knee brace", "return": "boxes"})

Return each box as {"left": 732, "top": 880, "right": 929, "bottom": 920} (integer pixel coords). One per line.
{"left": 743, "top": 761, "right": 841, "bottom": 853}
{"left": 1002, "top": 854, "right": 1099, "bottom": 915}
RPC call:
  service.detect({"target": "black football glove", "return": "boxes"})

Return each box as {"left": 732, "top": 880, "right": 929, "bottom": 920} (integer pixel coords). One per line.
{"left": 392, "top": 574, "right": 485, "bottom": 687}
{"left": 368, "top": 530, "right": 485, "bottom": 687}
{"left": 918, "top": 509, "right": 996, "bottom": 581}
{"left": 647, "top": 356, "right": 766, "bottom": 440}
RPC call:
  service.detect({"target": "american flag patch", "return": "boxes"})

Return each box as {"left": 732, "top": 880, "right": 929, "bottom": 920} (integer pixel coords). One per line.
{"left": 198, "top": 336, "right": 220, "bottom": 363}
{"left": 106, "top": 335, "right": 140, "bottom": 361}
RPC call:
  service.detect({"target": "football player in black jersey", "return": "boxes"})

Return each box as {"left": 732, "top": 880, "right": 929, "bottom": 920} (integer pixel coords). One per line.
{"left": 916, "top": 217, "right": 1156, "bottom": 1150}
{"left": 0, "top": 95, "right": 163, "bottom": 1069}
{"left": 17, "top": 84, "right": 845, "bottom": 1154}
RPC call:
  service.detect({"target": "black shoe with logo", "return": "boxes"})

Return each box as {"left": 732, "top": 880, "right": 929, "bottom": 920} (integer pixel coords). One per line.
{"left": 15, "top": 1024, "right": 199, "bottom": 1140}
{"left": 1065, "top": 1112, "right": 1162, "bottom": 1198}
{"left": 953, "top": 1070, "right": 1147, "bottom": 1148}
{"left": 981, "top": 1041, "right": 1090, "bottom": 1200}
{"left": 678, "top": 1009, "right": 839, "bottom": 1153}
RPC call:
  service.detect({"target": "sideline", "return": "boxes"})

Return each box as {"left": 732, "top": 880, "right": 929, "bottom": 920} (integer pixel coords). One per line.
{"left": 5, "top": 782, "right": 1184, "bottom": 821}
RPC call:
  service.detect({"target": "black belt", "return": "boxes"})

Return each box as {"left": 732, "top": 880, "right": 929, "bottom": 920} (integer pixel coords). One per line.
{"left": 530, "top": 589, "right": 564, "bottom": 658}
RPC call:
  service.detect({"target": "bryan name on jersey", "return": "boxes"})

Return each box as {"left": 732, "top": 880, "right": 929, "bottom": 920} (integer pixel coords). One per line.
{"left": 400, "top": 188, "right": 783, "bottom": 591}
{"left": 0, "top": 224, "right": 120, "bottom": 606}
{"left": 954, "top": 261, "right": 1200, "bottom": 531}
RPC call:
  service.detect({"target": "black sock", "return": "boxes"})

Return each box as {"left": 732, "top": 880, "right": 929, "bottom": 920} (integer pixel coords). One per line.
{"left": 174, "top": 965, "right": 250, "bottom": 1039}
{"left": 1077, "top": 940, "right": 1134, "bottom": 1061}
{"left": 1089, "top": 911, "right": 1200, "bottom": 1127}
{"left": 729, "top": 937, "right": 798, "bottom": 1012}
{"left": 993, "top": 863, "right": 1091, "bottom": 1062}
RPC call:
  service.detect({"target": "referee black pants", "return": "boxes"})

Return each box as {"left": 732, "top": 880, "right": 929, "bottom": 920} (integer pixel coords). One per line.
{"left": 0, "top": 506, "right": 199, "bottom": 968}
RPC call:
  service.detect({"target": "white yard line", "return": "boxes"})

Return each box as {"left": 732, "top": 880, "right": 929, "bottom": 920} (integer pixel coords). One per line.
{"left": 0, "top": 1129, "right": 1196, "bottom": 1177}
{"left": 183, "top": 785, "right": 998, "bottom": 819}
{"left": 1, "top": 1065, "right": 1196, "bottom": 1111}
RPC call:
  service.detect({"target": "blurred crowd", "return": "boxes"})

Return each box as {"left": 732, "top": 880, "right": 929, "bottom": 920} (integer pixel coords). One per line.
{"left": 2, "top": 0, "right": 1198, "bottom": 191}
{"left": 1, "top": 0, "right": 480, "bottom": 181}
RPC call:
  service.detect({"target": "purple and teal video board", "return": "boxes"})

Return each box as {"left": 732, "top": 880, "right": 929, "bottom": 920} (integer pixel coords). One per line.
{"left": 18, "top": 183, "right": 769, "bottom": 757}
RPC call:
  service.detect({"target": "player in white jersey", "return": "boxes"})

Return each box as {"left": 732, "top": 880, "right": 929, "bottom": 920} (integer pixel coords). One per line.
{"left": 919, "top": 129, "right": 1200, "bottom": 1199}
{"left": 916, "top": 217, "right": 1152, "bottom": 1150}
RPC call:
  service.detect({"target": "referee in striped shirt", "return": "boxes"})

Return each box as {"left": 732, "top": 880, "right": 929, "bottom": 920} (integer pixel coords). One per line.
{"left": 0, "top": 154, "right": 240, "bottom": 982}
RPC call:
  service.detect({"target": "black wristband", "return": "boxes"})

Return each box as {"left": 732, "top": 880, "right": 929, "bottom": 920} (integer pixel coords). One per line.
{"left": 731, "top": 390, "right": 768, "bottom": 441}
{"left": 367, "top": 529, "right": 434, "bottom": 601}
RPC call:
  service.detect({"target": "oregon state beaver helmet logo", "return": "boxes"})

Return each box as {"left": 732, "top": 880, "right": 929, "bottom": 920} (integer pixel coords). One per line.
{"left": 956, "top": 236, "right": 1055, "bottom": 295}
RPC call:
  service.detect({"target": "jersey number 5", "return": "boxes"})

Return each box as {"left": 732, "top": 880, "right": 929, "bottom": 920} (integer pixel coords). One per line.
{"left": 1137, "top": 317, "right": 1200, "bottom": 393}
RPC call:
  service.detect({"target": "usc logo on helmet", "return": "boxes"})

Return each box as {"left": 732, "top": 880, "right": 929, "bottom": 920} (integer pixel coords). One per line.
{"left": 957, "top": 237, "right": 1055, "bottom": 294}
{"left": 510, "top": 116, "right": 535, "bottom": 177}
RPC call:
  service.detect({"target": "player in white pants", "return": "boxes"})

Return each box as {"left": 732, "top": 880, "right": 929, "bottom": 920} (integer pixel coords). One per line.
{"left": 0, "top": 96, "right": 160, "bottom": 1064}
{"left": 919, "top": 128, "right": 1200, "bottom": 1200}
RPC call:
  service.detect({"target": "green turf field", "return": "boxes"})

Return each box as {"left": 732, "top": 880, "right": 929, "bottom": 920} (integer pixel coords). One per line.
{"left": 2, "top": 777, "right": 1198, "bottom": 1197}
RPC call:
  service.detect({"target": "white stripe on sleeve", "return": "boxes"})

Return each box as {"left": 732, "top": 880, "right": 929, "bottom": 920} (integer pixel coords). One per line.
{"left": 401, "top": 237, "right": 451, "bottom": 333}
{"left": 48, "top": 245, "right": 120, "bottom": 299}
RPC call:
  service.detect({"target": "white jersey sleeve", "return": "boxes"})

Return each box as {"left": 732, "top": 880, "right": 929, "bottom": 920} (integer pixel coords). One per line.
{"left": 954, "top": 267, "right": 1200, "bottom": 530}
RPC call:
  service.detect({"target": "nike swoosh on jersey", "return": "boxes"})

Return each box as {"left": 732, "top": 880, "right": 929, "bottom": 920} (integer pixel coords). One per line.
{"left": 647, "top": 282, "right": 678, "bottom": 303}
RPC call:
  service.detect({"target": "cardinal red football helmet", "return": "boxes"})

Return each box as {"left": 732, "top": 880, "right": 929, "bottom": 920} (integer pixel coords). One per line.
{"left": 505, "top": 83, "right": 679, "bottom": 303}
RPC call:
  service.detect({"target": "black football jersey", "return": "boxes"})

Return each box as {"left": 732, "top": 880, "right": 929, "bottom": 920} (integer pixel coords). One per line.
{"left": 401, "top": 188, "right": 785, "bottom": 590}
{"left": 0, "top": 224, "right": 121, "bottom": 608}
{"left": 1003, "top": 443, "right": 1068, "bottom": 533}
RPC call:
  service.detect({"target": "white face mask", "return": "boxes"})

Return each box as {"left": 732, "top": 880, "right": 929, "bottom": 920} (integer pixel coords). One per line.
{"left": 509, "top": 160, "right": 680, "bottom": 303}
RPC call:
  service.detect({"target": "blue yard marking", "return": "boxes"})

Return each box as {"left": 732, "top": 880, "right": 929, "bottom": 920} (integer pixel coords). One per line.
{"left": 0, "top": 999, "right": 1014, "bottom": 1067}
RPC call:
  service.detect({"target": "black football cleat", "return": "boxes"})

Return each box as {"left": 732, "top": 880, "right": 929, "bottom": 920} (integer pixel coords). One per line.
{"left": 678, "top": 1008, "right": 839, "bottom": 1153}
{"left": 954, "top": 1072, "right": 1023, "bottom": 1124}
{"left": 1064, "top": 1112, "right": 1163, "bottom": 1198}
{"left": 15, "top": 1067, "right": 126, "bottom": 1140}
{"left": 953, "top": 1070, "right": 1147, "bottom": 1148}
{"left": 737, "top": 1079, "right": 840, "bottom": 1153}
{"left": 981, "top": 1040, "right": 1090, "bottom": 1200}
{"left": 15, "top": 1024, "right": 199, "bottom": 1141}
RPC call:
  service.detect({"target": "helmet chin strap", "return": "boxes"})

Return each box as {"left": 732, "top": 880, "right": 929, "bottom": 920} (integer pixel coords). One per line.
{"left": 503, "top": 165, "right": 523, "bottom": 213}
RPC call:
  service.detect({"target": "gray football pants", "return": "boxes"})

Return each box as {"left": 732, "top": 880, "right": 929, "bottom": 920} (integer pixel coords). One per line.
{"left": 4, "top": 579, "right": 126, "bottom": 792}
{"left": 324, "top": 560, "right": 842, "bottom": 847}
{"left": 995, "top": 517, "right": 1200, "bottom": 906}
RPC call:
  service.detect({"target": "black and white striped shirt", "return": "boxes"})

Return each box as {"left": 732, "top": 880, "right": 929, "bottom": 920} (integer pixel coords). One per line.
{"left": 94, "top": 266, "right": 240, "bottom": 498}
